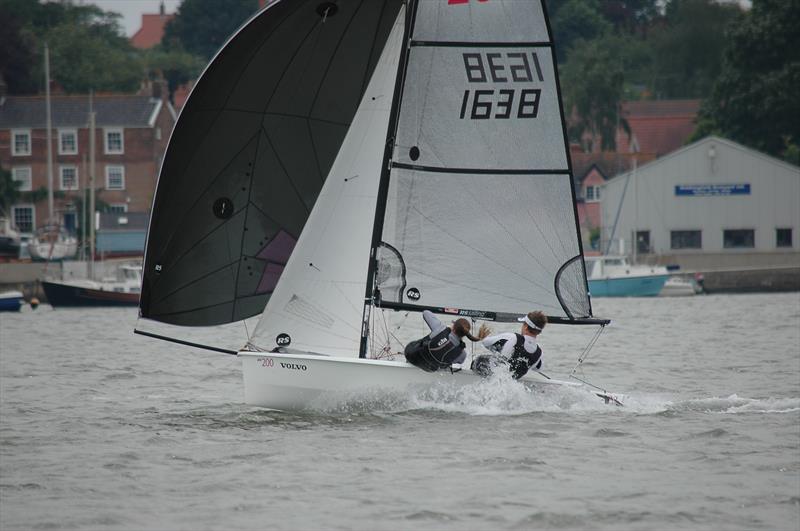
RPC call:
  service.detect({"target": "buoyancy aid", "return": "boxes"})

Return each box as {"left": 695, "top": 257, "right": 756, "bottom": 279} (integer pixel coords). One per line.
{"left": 473, "top": 333, "right": 542, "bottom": 379}
{"left": 404, "top": 327, "right": 466, "bottom": 372}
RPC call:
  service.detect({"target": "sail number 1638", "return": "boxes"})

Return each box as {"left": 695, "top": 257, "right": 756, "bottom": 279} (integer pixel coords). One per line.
{"left": 459, "top": 88, "right": 541, "bottom": 120}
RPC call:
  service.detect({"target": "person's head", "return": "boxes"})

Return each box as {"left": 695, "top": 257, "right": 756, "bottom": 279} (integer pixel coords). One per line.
{"left": 452, "top": 318, "right": 481, "bottom": 342}
{"left": 518, "top": 311, "right": 547, "bottom": 337}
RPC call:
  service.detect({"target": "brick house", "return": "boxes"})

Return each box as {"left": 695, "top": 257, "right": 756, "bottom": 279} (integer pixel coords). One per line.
{"left": 130, "top": 3, "right": 174, "bottom": 49}
{"left": 0, "top": 91, "right": 175, "bottom": 238}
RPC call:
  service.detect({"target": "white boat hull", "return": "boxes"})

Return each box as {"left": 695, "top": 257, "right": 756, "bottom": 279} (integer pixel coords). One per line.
{"left": 239, "top": 351, "right": 603, "bottom": 410}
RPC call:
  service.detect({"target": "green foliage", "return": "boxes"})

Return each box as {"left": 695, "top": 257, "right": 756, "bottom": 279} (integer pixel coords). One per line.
{"left": 142, "top": 47, "right": 206, "bottom": 101}
{"left": 696, "top": 0, "right": 800, "bottom": 160}
{"left": 44, "top": 24, "right": 143, "bottom": 93}
{"left": 551, "top": 0, "right": 611, "bottom": 62}
{"left": 647, "top": 0, "right": 740, "bottom": 98}
{"left": 163, "top": 0, "right": 258, "bottom": 60}
{"left": 0, "top": 164, "right": 21, "bottom": 217}
{"left": 0, "top": 0, "right": 143, "bottom": 94}
{"left": 561, "top": 37, "right": 627, "bottom": 151}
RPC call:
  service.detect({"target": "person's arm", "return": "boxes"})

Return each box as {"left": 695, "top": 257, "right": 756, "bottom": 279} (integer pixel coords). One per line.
{"left": 422, "top": 310, "right": 446, "bottom": 336}
{"left": 481, "top": 332, "right": 516, "bottom": 357}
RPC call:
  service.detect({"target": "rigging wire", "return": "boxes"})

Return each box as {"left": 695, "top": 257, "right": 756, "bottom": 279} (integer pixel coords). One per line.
{"left": 569, "top": 324, "right": 606, "bottom": 379}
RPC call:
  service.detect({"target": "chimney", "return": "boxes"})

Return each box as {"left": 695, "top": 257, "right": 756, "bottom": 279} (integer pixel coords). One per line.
{"left": 152, "top": 77, "right": 169, "bottom": 102}
{"left": 159, "top": 0, "right": 166, "bottom": 16}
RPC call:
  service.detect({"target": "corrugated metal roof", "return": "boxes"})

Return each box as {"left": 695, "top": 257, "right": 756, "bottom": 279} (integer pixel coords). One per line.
{"left": 0, "top": 95, "right": 161, "bottom": 129}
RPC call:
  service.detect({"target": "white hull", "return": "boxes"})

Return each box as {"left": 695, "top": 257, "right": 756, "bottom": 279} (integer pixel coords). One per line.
{"left": 239, "top": 351, "right": 615, "bottom": 411}
{"left": 659, "top": 277, "right": 701, "bottom": 297}
{"left": 29, "top": 240, "right": 78, "bottom": 261}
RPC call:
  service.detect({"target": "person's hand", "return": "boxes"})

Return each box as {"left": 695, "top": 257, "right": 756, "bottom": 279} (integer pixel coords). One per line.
{"left": 477, "top": 323, "right": 492, "bottom": 340}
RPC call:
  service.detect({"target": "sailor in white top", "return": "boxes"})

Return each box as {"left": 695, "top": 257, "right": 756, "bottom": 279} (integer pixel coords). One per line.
{"left": 472, "top": 311, "right": 547, "bottom": 379}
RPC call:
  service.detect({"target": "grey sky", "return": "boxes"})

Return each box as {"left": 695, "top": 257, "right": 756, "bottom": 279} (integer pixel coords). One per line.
{"left": 81, "top": 0, "right": 182, "bottom": 36}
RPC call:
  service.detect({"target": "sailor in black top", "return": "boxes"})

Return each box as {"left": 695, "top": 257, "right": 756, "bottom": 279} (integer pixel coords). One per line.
{"left": 404, "top": 310, "right": 481, "bottom": 372}
{"left": 471, "top": 311, "right": 547, "bottom": 379}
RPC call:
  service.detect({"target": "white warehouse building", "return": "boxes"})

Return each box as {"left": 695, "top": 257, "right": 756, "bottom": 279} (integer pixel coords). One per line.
{"left": 600, "top": 136, "right": 800, "bottom": 271}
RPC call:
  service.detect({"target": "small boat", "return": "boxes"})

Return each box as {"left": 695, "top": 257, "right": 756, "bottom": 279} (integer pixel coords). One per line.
{"left": 660, "top": 276, "right": 702, "bottom": 297}
{"left": 28, "top": 224, "right": 78, "bottom": 261}
{"left": 41, "top": 264, "right": 141, "bottom": 307}
{"left": 585, "top": 255, "right": 669, "bottom": 297}
{"left": 0, "top": 290, "right": 24, "bottom": 312}
{"left": 136, "top": 0, "right": 619, "bottom": 410}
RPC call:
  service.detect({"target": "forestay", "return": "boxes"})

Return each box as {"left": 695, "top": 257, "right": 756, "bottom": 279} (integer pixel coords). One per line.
{"left": 373, "top": 0, "right": 592, "bottom": 323}
{"left": 139, "top": 0, "right": 403, "bottom": 326}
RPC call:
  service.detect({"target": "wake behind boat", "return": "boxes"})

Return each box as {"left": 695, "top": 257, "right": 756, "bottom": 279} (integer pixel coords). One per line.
{"left": 135, "top": 0, "right": 618, "bottom": 411}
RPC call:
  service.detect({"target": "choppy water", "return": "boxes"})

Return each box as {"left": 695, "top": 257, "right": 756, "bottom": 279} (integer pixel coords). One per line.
{"left": 1, "top": 292, "right": 799, "bottom": 530}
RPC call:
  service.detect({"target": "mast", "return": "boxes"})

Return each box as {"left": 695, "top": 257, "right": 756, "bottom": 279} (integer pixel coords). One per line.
{"left": 359, "top": 0, "right": 418, "bottom": 359}
{"left": 88, "top": 92, "right": 96, "bottom": 278}
{"left": 44, "top": 43, "right": 54, "bottom": 222}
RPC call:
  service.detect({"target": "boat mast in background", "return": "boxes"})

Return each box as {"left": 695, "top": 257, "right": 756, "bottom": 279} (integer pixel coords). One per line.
{"left": 44, "top": 43, "right": 54, "bottom": 221}
{"left": 88, "top": 92, "right": 96, "bottom": 279}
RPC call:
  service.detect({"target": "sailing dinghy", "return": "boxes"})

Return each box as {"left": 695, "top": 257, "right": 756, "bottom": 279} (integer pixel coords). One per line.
{"left": 136, "top": 0, "right": 616, "bottom": 410}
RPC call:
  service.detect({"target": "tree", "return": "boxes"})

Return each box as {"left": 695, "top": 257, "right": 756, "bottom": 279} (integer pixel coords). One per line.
{"left": 693, "top": 0, "right": 800, "bottom": 160}
{"left": 598, "top": 0, "right": 659, "bottom": 34}
{"left": 163, "top": 0, "right": 258, "bottom": 60}
{"left": 0, "top": 0, "right": 144, "bottom": 94}
{"left": 550, "top": 0, "right": 612, "bottom": 62}
{"left": 561, "top": 37, "right": 629, "bottom": 151}
{"left": 0, "top": 2, "right": 37, "bottom": 93}
{"left": 647, "top": 0, "right": 741, "bottom": 98}
{"left": 45, "top": 23, "right": 143, "bottom": 93}
{"left": 142, "top": 47, "right": 205, "bottom": 102}
{"left": 0, "top": 164, "right": 21, "bottom": 217}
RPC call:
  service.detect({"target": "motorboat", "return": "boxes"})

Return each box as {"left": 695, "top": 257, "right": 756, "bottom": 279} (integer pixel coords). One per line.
{"left": 585, "top": 255, "right": 669, "bottom": 297}
{"left": 41, "top": 264, "right": 141, "bottom": 307}
{"left": 0, "top": 290, "right": 24, "bottom": 312}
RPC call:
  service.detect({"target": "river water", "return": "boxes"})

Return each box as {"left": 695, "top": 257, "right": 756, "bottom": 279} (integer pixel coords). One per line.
{"left": 1, "top": 292, "right": 798, "bottom": 530}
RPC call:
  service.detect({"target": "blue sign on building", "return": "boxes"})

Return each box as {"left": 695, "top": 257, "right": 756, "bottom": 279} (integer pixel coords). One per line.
{"left": 675, "top": 184, "right": 751, "bottom": 197}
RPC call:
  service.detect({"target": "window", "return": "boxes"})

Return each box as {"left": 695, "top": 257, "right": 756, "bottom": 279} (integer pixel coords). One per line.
{"left": 776, "top": 228, "right": 793, "bottom": 248}
{"left": 12, "top": 205, "right": 34, "bottom": 233}
{"left": 636, "top": 230, "right": 651, "bottom": 254}
{"left": 104, "top": 128, "right": 124, "bottom": 154}
{"left": 671, "top": 230, "right": 702, "bottom": 250}
{"left": 60, "top": 165, "right": 79, "bottom": 191}
{"left": 724, "top": 229, "right": 755, "bottom": 249}
{"left": 58, "top": 129, "right": 78, "bottom": 155}
{"left": 585, "top": 185, "right": 600, "bottom": 202}
{"left": 11, "top": 167, "right": 32, "bottom": 191}
{"left": 155, "top": 127, "right": 162, "bottom": 140}
{"left": 108, "top": 203, "right": 128, "bottom": 214}
{"left": 105, "top": 165, "right": 125, "bottom": 190}
{"left": 11, "top": 129, "right": 31, "bottom": 156}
